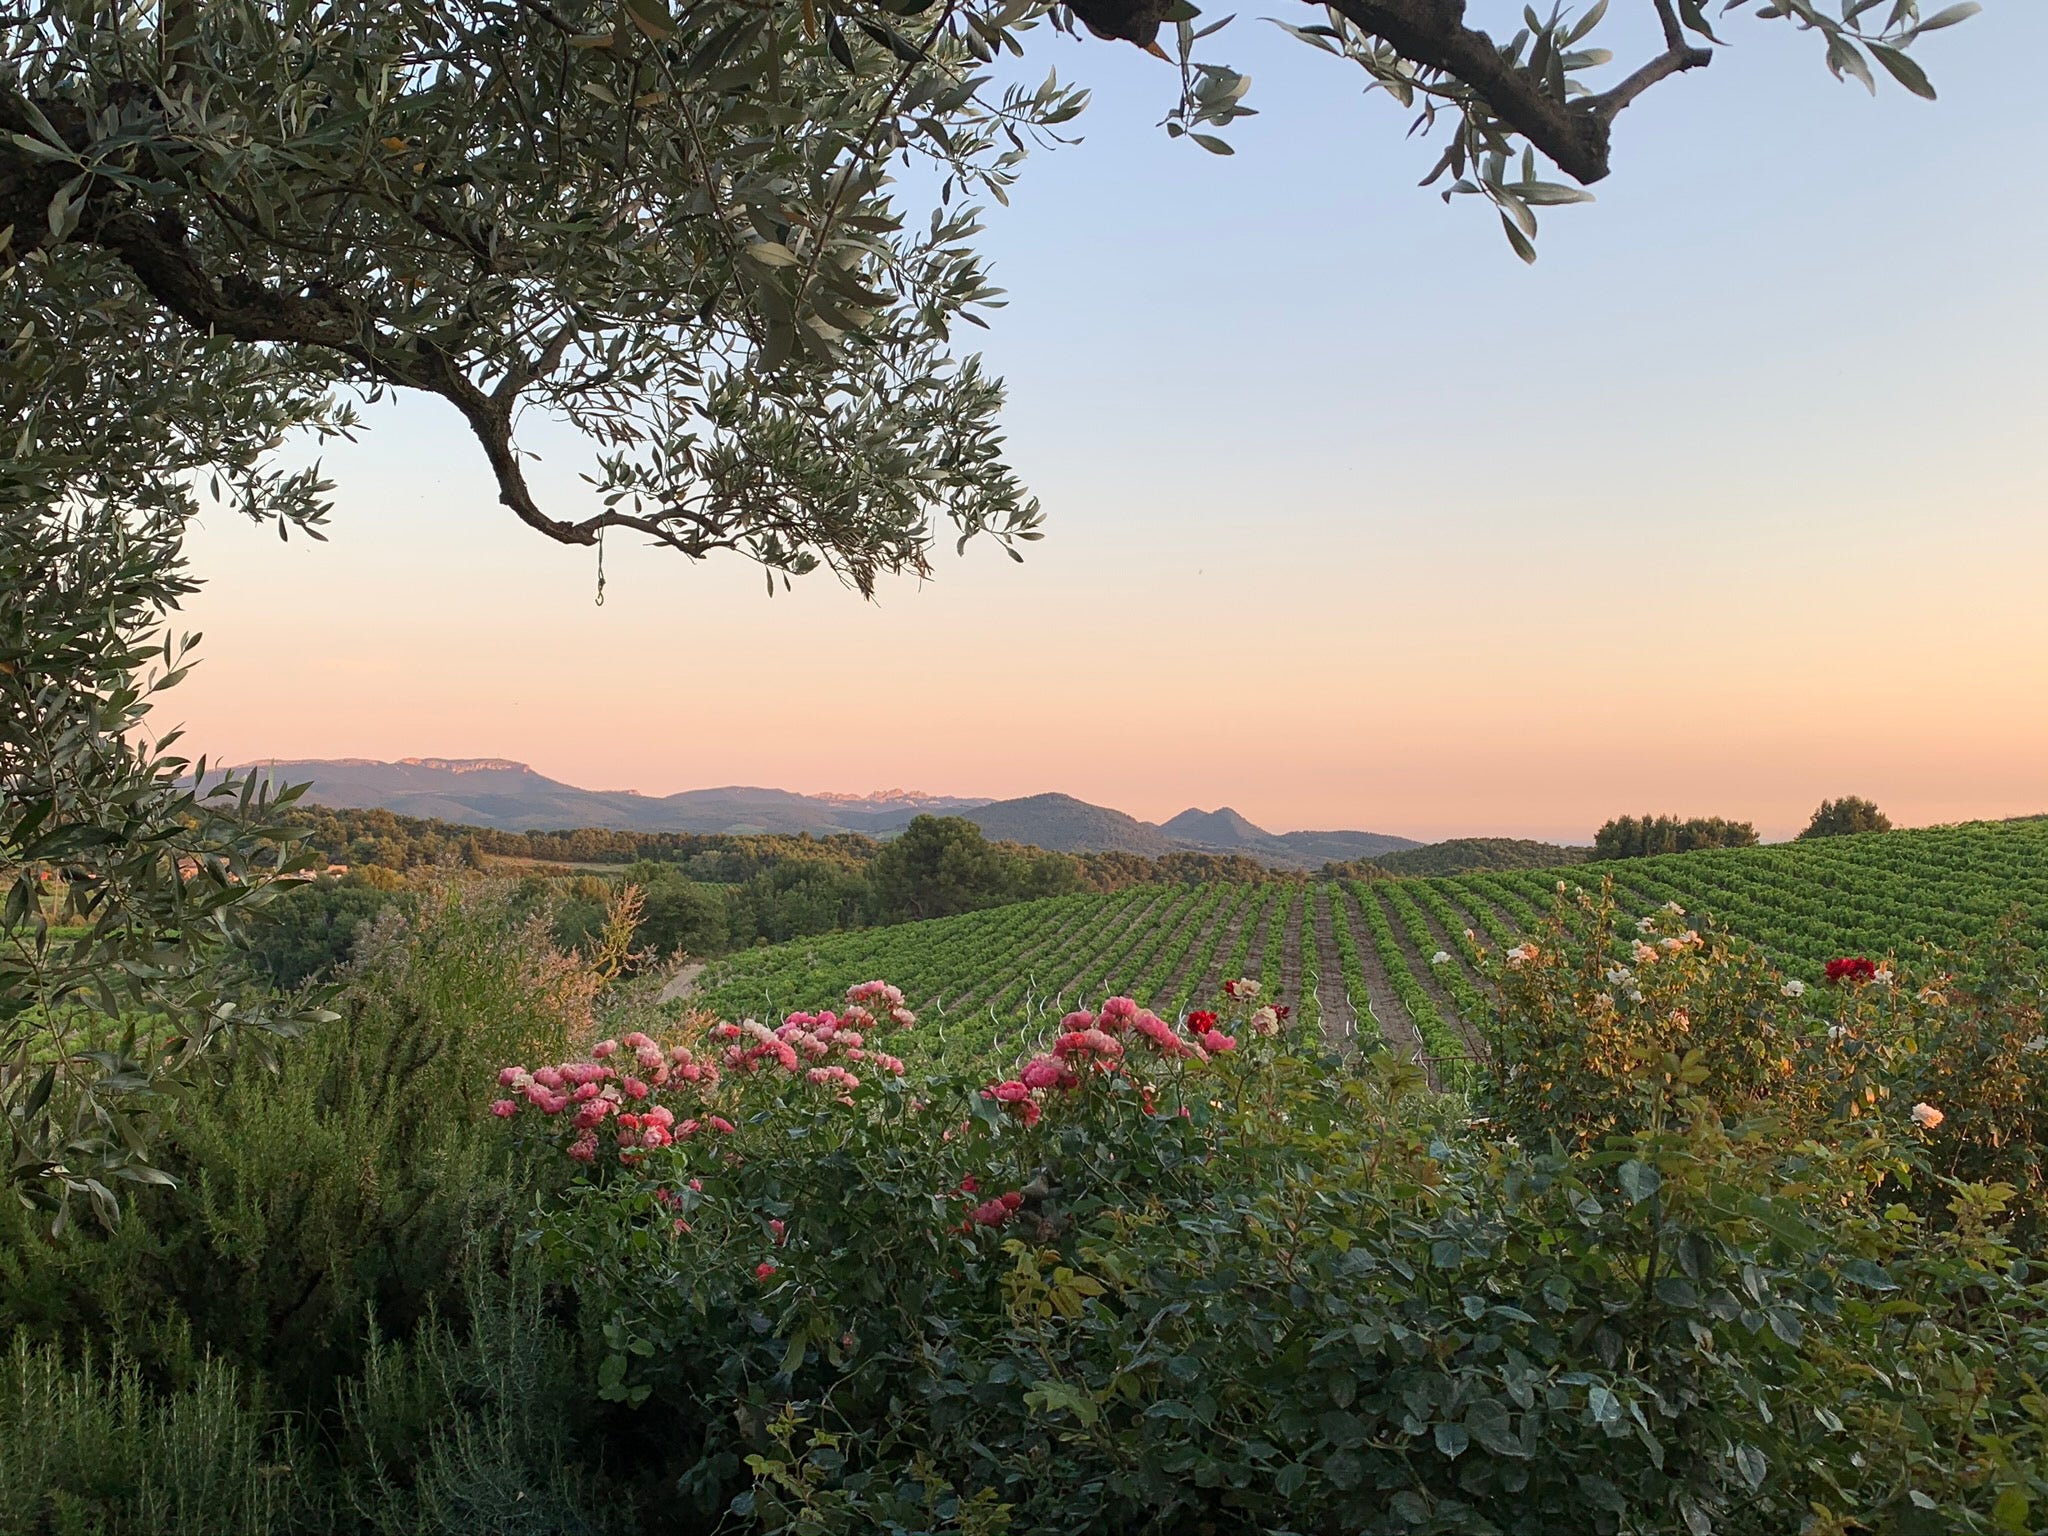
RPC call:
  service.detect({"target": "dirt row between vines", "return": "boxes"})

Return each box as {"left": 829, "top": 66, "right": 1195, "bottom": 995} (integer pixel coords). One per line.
{"left": 1158, "top": 884, "right": 1250, "bottom": 1010}
{"left": 1128, "top": 886, "right": 1229, "bottom": 1003}
{"left": 1401, "top": 891, "right": 1497, "bottom": 1056}
{"left": 1275, "top": 888, "right": 1308, "bottom": 1019}
{"left": 1371, "top": 885, "right": 1488, "bottom": 1060}
{"left": 1310, "top": 885, "right": 1358, "bottom": 1047}
{"left": 946, "top": 896, "right": 1104, "bottom": 1012}
{"left": 1050, "top": 886, "right": 1191, "bottom": 1009}
{"left": 1331, "top": 885, "right": 1428, "bottom": 1077}
{"left": 1186, "top": 885, "right": 1265, "bottom": 1006}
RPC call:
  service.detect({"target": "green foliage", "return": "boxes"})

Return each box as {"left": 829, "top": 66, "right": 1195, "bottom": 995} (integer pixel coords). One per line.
{"left": 1592, "top": 814, "right": 1760, "bottom": 860}
{"left": 1800, "top": 796, "right": 1895, "bottom": 840}
{"left": 2, "top": 0, "right": 1070, "bottom": 590}
{"left": 0, "top": 1338, "right": 299, "bottom": 1536}
{"left": 330, "top": 1265, "right": 621, "bottom": 1536}
{"left": 0, "top": 887, "right": 593, "bottom": 1406}
{"left": 0, "top": 887, "right": 646, "bottom": 1532}
{"left": 239, "top": 879, "right": 398, "bottom": 990}
{"left": 1362, "top": 837, "right": 1591, "bottom": 877}
{"left": 1, "top": 499, "right": 320, "bottom": 1221}
{"left": 295, "top": 805, "right": 881, "bottom": 877}
{"left": 9, "top": 866, "right": 2047, "bottom": 1535}
{"left": 541, "top": 927, "right": 2048, "bottom": 1535}
{"left": 1489, "top": 886, "right": 2048, "bottom": 1227}
{"left": 627, "top": 864, "right": 731, "bottom": 959}
{"left": 0, "top": 1265, "right": 627, "bottom": 1536}
{"left": 868, "top": 816, "right": 1080, "bottom": 925}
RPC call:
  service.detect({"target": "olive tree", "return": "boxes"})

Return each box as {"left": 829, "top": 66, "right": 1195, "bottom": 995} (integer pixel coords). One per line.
{"left": 0, "top": 0, "right": 1977, "bottom": 576}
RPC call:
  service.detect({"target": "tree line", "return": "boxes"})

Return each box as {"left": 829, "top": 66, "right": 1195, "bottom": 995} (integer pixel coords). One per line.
{"left": 250, "top": 811, "right": 1281, "bottom": 988}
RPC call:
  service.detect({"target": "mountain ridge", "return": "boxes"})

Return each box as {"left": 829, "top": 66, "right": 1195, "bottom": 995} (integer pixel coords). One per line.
{"left": 245, "top": 758, "right": 1419, "bottom": 867}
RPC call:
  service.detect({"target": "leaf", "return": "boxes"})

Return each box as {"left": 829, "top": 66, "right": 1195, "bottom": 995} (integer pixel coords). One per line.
{"left": 1190, "top": 133, "right": 1235, "bottom": 155}
{"left": 1319, "top": 1408, "right": 1366, "bottom": 1448}
{"left": 1734, "top": 1442, "right": 1767, "bottom": 1491}
{"left": 1990, "top": 1483, "right": 2031, "bottom": 1532}
{"left": 1513, "top": 180, "right": 1596, "bottom": 207}
{"left": 1565, "top": 0, "right": 1609, "bottom": 45}
{"left": 20, "top": 1066, "right": 55, "bottom": 1119}
{"left": 1913, "top": 1, "right": 1980, "bottom": 31}
{"left": 1465, "top": 1399, "right": 1527, "bottom": 1457}
{"left": 1499, "top": 211, "right": 1538, "bottom": 264}
{"left": 112, "top": 1164, "right": 177, "bottom": 1186}
{"left": 824, "top": 13, "right": 856, "bottom": 71}
{"left": 853, "top": 17, "right": 926, "bottom": 62}
{"left": 46, "top": 174, "right": 86, "bottom": 242}
{"left": 1433, "top": 1421, "right": 1470, "bottom": 1459}
{"left": 739, "top": 241, "right": 801, "bottom": 269}
{"left": 1826, "top": 35, "right": 1876, "bottom": 93}
{"left": 1618, "top": 1159, "right": 1661, "bottom": 1204}
{"left": 622, "top": 0, "right": 675, "bottom": 41}
{"left": 1867, "top": 43, "right": 1935, "bottom": 99}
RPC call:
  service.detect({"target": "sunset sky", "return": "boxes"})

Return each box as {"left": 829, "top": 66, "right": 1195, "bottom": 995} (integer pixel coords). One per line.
{"left": 173, "top": 5, "right": 2048, "bottom": 845}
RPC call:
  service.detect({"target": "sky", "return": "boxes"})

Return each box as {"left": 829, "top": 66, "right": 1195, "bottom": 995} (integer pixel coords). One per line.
{"left": 173, "top": 4, "right": 2048, "bottom": 844}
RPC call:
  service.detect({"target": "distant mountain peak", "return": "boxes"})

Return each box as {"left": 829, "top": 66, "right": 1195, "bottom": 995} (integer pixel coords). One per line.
{"left": 1162, "top": 806, "right": 1273, "bottom": 845}
{"left": 808, "top": 788, "right": 985, "bottom": 809}
{"left": 395, "top": 757, "right": 533, "bottom": 773}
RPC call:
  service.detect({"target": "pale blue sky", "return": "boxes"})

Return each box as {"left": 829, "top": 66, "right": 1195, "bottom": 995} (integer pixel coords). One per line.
{"left": 179, "top": 4, "right": 2048, "bottom": 842}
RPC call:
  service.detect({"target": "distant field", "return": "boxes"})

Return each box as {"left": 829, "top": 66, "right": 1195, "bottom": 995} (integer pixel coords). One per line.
{"left": 686, "top": 818, "right": 2048, "bottom": 1080}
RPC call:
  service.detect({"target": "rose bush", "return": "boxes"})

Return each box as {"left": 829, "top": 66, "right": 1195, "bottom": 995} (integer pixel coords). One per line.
{"left": 506, "top": 932, "right": 2048, "bottom": 1534}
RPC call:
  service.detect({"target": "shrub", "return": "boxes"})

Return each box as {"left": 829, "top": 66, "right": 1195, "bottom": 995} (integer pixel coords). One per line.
{"left": 240, "top": 877, "right": 398, "bottom": 989}
{"left": 0, "top": 1337, "right": 299, "bottom": 1536}
{"left": 1591, "top": 815, "right": 1759, "bottom": 860}
{"left": 0, "top": 885, "right": 600, "bottom": 1407}
{"left": 519, "top": 953, "right": 2048, "bottom": 1535}
{"left": 1798, "top": 797, "right": 1894, "bottom": 839}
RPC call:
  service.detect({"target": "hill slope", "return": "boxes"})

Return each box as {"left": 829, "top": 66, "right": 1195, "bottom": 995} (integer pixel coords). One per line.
{"left": 690, "top": 818, "right": 2048, "bottom": 1077}
{"left": 964, "top": 794, "right": 1183, "bottom": 856}
{"left": 1159, "top": 806, "right": 1422, "bottom": 866}
{"left": 1370, "top": 838, "right": 1589, "bottom": 876}
{"left": 248, "top": 758, "right": 987, "bottom": 835}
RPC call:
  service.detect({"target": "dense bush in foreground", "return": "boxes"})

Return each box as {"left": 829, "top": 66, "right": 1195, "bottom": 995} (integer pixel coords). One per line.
{"left": 3, "top": 884, "right": 2044, "bottom": 1534}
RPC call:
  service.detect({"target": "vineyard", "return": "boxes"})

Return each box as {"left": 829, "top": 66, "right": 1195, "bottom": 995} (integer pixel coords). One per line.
{"left": 686, "top": 816, "right": 2048, "bottom": 1080}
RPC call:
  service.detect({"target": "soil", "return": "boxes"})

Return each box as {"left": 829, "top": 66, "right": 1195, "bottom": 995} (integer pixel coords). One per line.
{"left": 1377, "top": 888, "right": 1488, "bottom": 1059}
{"left": 951, "top": 897, "right": 1099, "bottom": 1011}
{"left": 1331, "top": 885, "right": 1428, "bottom": 1075}
{"left": 1186, "top": 884, "right": 1259, "bottom": 1004}
{"left": 1275, "top": 889, "right": 1307, "bottom": 1018}
{"left": 1404, "top": 895, "right": 1496, "bottom": 1057}
{"left": 1311, "top": 885, "right": 1358, "bottom": 1047}
{"left": 1046, "top": 887, "right": 1178, "bottom": 1008}
{"left": 657, "top": 961, "right": 707, "bottom": 1004}
{"left": 1157, "top": 884, "right": 1244, "bottom": 1008}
